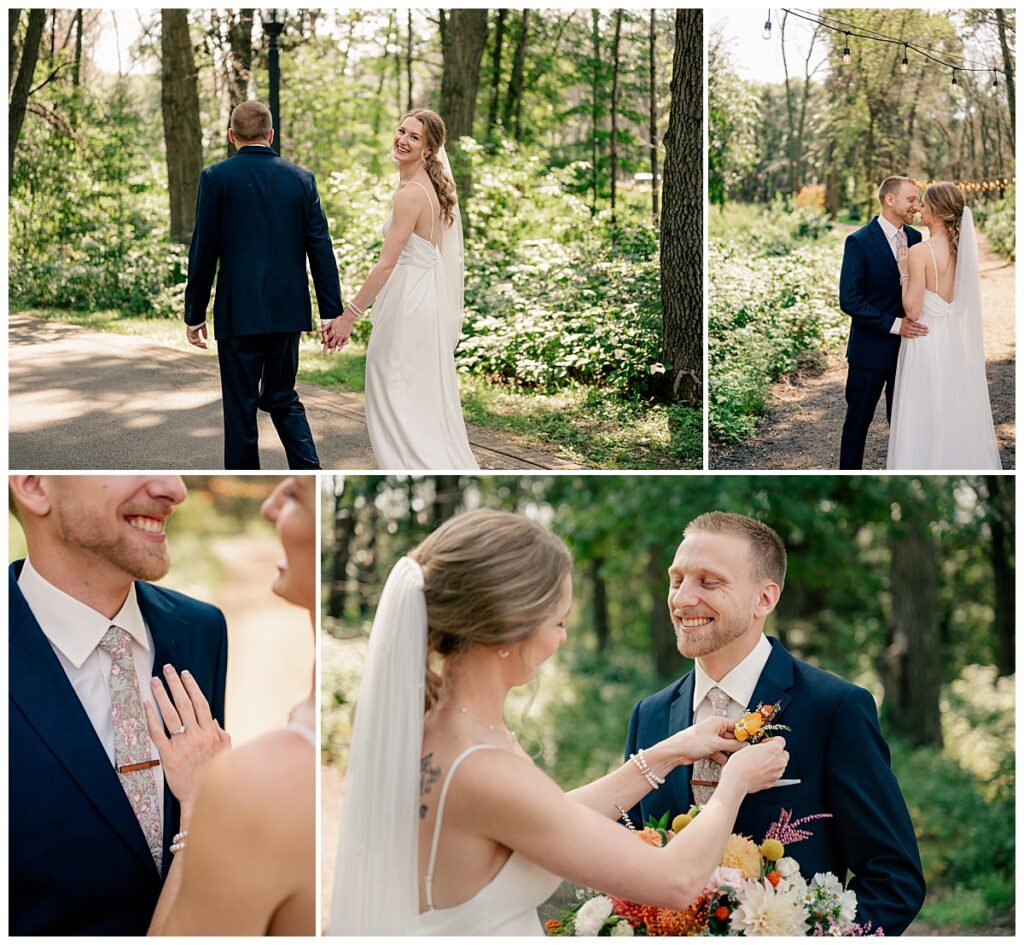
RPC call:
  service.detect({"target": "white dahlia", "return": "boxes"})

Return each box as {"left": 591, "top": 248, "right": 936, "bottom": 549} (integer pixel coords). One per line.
{"left": 610, "top": 918, "right": 636, "bottom": 936}
{"left": 573, "top": 895, "right": 614, "bottom": 936}
{"left": 731, "top": 879, "right": 810, "bottom": 937}
{"left": 775, "top": 856, "right": 800, "bottom": 879}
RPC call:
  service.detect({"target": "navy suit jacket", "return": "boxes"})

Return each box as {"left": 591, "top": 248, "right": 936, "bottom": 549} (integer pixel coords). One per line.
{"left": 839, "top": 217, "right": 921, "bottom": 370}
{"left": 625, "top": 638, "right": 925, "bottom": 935}
{"left": 8, "top": 561, "right": 229, "bottom": 935}
{"left": 184, "top": 145, "right": 343, "bottom": 340}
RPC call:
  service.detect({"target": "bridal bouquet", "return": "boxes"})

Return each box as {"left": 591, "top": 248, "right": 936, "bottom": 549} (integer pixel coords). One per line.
{"left": 546, "top": 809, "right": 883, "bottom": 937}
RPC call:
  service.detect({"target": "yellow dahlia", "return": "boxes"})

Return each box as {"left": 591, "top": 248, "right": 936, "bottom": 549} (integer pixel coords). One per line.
{"left": 760, "top": 839, "right": 785, "bottom": 861}
{"left": 721, "top": 834, "right": 764, "bottom": 880}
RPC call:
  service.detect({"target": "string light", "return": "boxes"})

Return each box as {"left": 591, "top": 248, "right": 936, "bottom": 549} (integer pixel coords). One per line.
{"left": 900, "top": 44, "right": 909, "bottom": 75}
{"left": 951, "top": 68, "right": 958, "bottom": 87}
{"left": 762, "top": 9, "right": 772, "bottom": 40}
{"left": 842, "top": 32, "right": 851, "bottom": 66}
{"left": 992, "top": 69, "right": 999, "bottom": 89}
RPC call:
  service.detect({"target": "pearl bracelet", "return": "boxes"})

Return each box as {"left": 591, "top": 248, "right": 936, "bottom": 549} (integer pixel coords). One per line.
{"left": 170, "top": 830, "right": 188, "bottom": 854}
{"left": 349, "top": 301, "right": 365, "bottom": 317}
{"left": 630, "top": 748, "right": 665, "bottom": 790}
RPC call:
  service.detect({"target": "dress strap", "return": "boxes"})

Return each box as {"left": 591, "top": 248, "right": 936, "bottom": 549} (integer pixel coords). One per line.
{"left": 924, "top": 239, "right": 939, "bottom": 291}
{"left": 285, "top": 720, "right": 316, "bottom": 747}
{"left": 408, "top": 179, "right": 436, "bottom": 242}
{"left": 424, "top": 743, "right": 497, "bottom": 911}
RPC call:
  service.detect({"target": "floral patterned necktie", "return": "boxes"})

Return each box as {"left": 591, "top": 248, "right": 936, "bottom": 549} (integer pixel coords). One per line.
{"left": 691, "top": 686, "right": 732, "bottom": 807}
{"left": 98, "top": 625, "right": 163, "bottom": 870}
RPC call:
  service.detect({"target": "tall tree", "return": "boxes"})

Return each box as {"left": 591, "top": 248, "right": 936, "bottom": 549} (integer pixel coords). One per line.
{"left": 659, "top": 9, "right": 702, "bottom": 405}
{"left": 72, "top": 9, "right": 83, "bottom": 88}
{"left": 985, "top": 475, "right": 1015, "bottom": 677}
{"left": 995, "top": 9, "right": 1015, "bottom": 150}
{"left": 590, "top": 11, "right": 601, "bottom": 211}
{"left": 486, "top": 9, "right": 507, "bottom": 138}
{"left": 8, "top": 8, "right": 46, "bottom": 176}
{"left": 648, "top": 10, "right": 660, "bottom": 230}
{"left": 160, "top": 9, "right": 204, "bottom": 243}
{"left": 225, "top": 9, "right": 254, "bottom": 157}
{"left": 502, "top": 10, "right": 529, "bottom": 142}
{"left": 9, "top": 9, "right": 22, "bottom": 86}
{"left": 439, "top": 8, "right": 489, "bottom": 226}
{"left": 609, "top": 10, "right": 623, "bottom": 224}
{"left": 406, "top": 9, "right": 414, "bottom": 112}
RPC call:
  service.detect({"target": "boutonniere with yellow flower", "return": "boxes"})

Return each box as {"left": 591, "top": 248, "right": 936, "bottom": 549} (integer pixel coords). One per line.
{"left": 734, "top": 701, "right": 791, "bottom": 743}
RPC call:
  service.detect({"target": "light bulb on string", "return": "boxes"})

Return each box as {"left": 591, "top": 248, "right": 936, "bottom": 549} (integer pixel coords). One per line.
{"left": 842, "top": 32, "right": 851, "bottom": 66}
{"left": 992, "top": 69, "right": 999, "bottom": 89}
{"left": 762, "top": 9, "right": 772, "bottom": 40}
{"left": 951, "top": 68, "right": 958, "bottom": 87}
{"left": 900, "top": 45, "right": 909, "bottom": 75}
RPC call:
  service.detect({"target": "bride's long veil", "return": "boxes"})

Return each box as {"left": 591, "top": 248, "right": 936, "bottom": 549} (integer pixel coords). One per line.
{"left": 327, "top": 557, "right": 426, "bottom": 934}
{"left": 436, "top": 145, "right": 466, "bottom": 351}
{"left": 949, "top": 206, "right": 1002, "bottom": 468}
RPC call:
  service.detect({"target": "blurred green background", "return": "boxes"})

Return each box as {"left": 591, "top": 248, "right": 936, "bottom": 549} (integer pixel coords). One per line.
{"left": 320, "top": 474, "right": 1014, "bottom": 935}
{"left": 9, "top": 475, "right": 314, "bottom": 745}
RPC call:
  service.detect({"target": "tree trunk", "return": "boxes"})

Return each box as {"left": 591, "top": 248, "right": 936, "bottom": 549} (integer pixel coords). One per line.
{"left": 590, "top": 10, "right": 601, "bottom": 212}
{"left": 486, "top": 9, "right": 506, "bottom": 138}
{"left": 9, "top": 9, "right": 22, "bottom": 87}
{"left": 648, "top": 10, "right": 659, "bottom": 230}
{"left": 995, "top": 8, "right": 1015, "bottom": 151}
{"left": 161, "top": 8, "right": 204, "bottom": 243}
{"left": 659, "top": 9, "right": 702, "bottom": 405}
{"left": 885, "top": 515, "right": 942, "bottom": 747}
{"left": 986, "top": 475, "right": 1015, "bottom": 676}
{"left": 647, "top": 545, "right": 677, "bottom": 680}
{"left": 609, "top": 10, "right": 622, "bottom": 224}
{"left": 502, "top": 10, "right": 529, "bottom": 142}
{"left": 394, "top": 14, "right": 402, "bottom": 118}
{"left": 591, "top": 556, "right": 610, "bottom": 653}
{"left": 72, "top": 10, "right": 83, "bottom": 87}
{"left": 781, "top": 12, "right": 798, "bottom": 197}
{"left": 406, "top": 9, "right": 414, "bottom": 112}
{"left": 8, "top": 8, "right": 45, "bottom": 177}
{"left": 327, "top": 488, "right": 356, "bottom": 619}
{"left": 439, "top": 8, "right": 489, "bottom": 231}
{"left": 225, "top": 9, "right": 254, "bottom": 157}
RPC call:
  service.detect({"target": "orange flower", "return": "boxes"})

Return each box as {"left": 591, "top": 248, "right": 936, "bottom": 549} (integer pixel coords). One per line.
{"left": 766, "top": 870, "right": 781, "bottom": 887}
{"left": 648, "top": 897, "right": 710, "bottom": 936}
{"left": 741, "top": 712, "right": 764, "bottom": 734}
{"left": 545, "top": 919, "right": 562, "bottom": 932}
{"left": 714, "top": 905, "right": 731, "bottom": 922}
{"left": 637, "top": 826, "right": 665, "bottom": 847}
{"left": 759, "top": 704, "right": 775, "bottom": 719}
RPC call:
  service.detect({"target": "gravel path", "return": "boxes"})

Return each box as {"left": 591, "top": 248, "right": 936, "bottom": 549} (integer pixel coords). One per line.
{"left": 710, "top": 229, "right": 1015, "bottom": 470}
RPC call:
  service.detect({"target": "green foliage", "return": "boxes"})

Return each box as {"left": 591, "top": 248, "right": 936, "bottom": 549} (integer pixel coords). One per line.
{"left": 707, "top": 26, "right": 760, "bottom": 208}
{"left": 320, "top": 631, "right": 367, "bottom": 767}
{"left": 709, "top": 204, "right": 845, "bottom": 443}
{"left": 972, "top": 187, "right": 1015, "bottom": 261}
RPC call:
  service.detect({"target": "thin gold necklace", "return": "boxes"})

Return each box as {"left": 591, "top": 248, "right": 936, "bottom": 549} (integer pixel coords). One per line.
{"left": 456, "top": 705, "right": 517, "bottom": 740}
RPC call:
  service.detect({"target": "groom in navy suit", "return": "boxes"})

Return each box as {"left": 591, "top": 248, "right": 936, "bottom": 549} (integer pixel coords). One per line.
{"left": 625, "top": 512, "right": 925, "bottom": 935}
{"left": 8, "top": 476, "right": 228, "bottom": 935}
{"left": 184, "top": 100, "right": 343, "bottom": 470}
{"left": 838, "top": 176, "right": 927, "bottom": 469}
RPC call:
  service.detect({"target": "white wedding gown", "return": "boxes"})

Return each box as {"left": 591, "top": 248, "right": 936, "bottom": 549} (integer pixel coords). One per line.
{"left": 418, "top": 745, "right": 562, "bottom": 935}
{"left": 364, "top": 180, "right": 479, "bottom": 470}
{"left": 887, "top": 226, "right": 1001, "bottom": 470}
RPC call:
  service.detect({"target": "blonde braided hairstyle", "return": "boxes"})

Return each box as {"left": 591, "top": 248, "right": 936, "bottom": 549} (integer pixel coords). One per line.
{"left": 923, "top": 181, "right": 966, "bottom": 258}
{"left": 395, "top": 109, "right": 458, "bottom": 228}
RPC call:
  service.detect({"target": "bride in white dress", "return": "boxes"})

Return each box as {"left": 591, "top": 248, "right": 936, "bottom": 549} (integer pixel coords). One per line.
{"left": 323, "top": 109, "right": 478, "bottom": 470}
{"left": 328, "top": 510, "right": 789, "bottom": 935}
{"left": 889, "top": 181, "right": 1001, "bottom": 470}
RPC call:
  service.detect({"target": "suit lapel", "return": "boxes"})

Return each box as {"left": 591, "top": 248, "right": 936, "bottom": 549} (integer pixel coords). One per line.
{"left": 748, "top": 638, "right": 796, "bottom": 724}
{"left": 867, "top": 217, "right": 900, "bottom": 279}
{"left": 667, "top": 671, "right": 696, "bottom": 815}
{"left": 8, "top": 563, "right": 159, "bottom": 876}
{"left": 136, "top": 581, "right": 193, "bottom": 872}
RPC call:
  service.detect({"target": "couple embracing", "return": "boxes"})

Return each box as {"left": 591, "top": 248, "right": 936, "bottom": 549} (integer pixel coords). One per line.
{"left": 184, "top": 101, "right": 477, "bottom": 471}
{"left": 331, "top": 509, "right": 925, "bottom": 935}
{"left": 9, "top": 475, "right": 316, "bottom": 935}
{"left": 840, "top": 176, "right": 1001, "bottom": 470}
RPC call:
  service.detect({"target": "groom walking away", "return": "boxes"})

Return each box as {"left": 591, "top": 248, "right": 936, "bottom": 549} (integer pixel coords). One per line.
{"left": 625, "top": 512, "right": 925, "bottom": 934}
{"left": 838, "top": 176, "right": 927, "bottom": 469}
{"left": 184, "top": 101, "right": 343, "bottom": 470}
{"left": 8, "top": 476, "right": 228, "bottom": 935}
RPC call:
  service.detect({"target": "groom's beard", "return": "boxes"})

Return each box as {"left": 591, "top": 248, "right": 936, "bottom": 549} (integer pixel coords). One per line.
{"left": 674, "top": 611, "right": 752, "bottom": 659}
{"left": 56, "top": 507, "right": 172, "bottom": 582}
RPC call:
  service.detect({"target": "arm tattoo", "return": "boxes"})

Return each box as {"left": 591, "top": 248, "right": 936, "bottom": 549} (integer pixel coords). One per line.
{"left": 420, "top": 752, "right": 442, "bottom": 819}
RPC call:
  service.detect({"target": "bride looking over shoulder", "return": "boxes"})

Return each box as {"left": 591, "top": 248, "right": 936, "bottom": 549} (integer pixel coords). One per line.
{"left": 330, "top": 509, "right": 788, "bottom": 936}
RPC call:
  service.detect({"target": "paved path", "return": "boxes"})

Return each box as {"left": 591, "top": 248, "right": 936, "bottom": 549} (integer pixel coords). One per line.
{"left": 9, "top": 314, "right": 578, "bottom": 470}
{"left": 711, "top": 229, "right": 1015, "bottom": 470}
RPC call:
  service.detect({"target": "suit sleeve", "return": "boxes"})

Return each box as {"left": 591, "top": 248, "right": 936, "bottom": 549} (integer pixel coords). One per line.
{"left": 184, "top": 167, "right": 221, "bottom": 326}
{"left": 209, "top": 607, "right": 229, "bottom": 728}
{"left": 839, "top": 235, "right": 898, "bottom": 336}
{"left": 305, "top": 173, "right": 343, "bottom": 319}
{"left": 623, "top": 699, "right": 644, "bottom": 828}
{"left": 824, "top": 686, "right": 926, "bottom": 934}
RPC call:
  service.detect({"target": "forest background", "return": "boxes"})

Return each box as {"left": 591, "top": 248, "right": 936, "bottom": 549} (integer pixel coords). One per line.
{"left": 707, "top": 8, "right": 1016, "bottom": 450}
{"left": 8, "top": 8, "right": 703, "bottom": 469}
{"left": 320, "top": 474, "right": 1015, "bottom": 934}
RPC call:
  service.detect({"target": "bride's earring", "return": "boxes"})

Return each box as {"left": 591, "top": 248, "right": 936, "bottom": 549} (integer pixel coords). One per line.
{"left": 498, "top": 649, "right": 510, "bottom": 659}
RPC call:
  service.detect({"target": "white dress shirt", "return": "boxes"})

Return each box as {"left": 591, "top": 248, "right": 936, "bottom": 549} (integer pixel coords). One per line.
{"left": 693, "top": 633, "right": 773, "bottom": 723}
{"left": 18, "top": 557, "right": 165, "bottom": 820}
{"left": 877, "top": 214, "right": 907, "bottom": 336}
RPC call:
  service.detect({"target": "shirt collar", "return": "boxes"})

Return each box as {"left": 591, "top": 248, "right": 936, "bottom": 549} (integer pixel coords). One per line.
{"left": 18, "top": 557, "right": 150, "bottom": 668}
{"left": 693, "top": 634, "right": 773, "bottom": 711}
{"left": 877, "top": 213, "right": 902, "bottom": 243}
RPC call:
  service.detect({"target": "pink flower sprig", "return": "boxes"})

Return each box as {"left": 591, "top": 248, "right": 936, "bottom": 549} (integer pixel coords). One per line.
{"left": 763, "top": 808, "right": 834, "bottom": 845}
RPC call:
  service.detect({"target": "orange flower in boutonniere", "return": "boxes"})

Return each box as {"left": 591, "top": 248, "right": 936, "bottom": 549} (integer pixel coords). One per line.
{"left": 734, "top": 701, "right": 791, "bottom": 744}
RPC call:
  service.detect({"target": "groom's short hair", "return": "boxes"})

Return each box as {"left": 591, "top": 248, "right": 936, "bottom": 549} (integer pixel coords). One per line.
{"left": 684, "top": 511, "right": 786, "bottom": 590}
{"left": 230, "top": 101, "right": 273, "bottom": 142}
{"left": 878, "top": 176, "right": 916, "bottom": 203}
